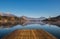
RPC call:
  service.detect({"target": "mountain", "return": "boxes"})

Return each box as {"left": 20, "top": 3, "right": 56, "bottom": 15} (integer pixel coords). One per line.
{"left": 25, "top": 16, "right": 46, "bottom": 20}
{"left": 39, "top": 17, "right": 46, "bottom": 20}
{"left": 55, "top": 15, "right": 60, "bottom": 19}
{"left": 0, "top": 12, "right": 17, "bottom": 17}
{"left": 42, "top": 15, "right": 60, "bottom": 26}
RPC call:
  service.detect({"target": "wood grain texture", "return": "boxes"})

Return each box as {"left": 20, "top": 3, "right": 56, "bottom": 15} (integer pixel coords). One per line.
{"left": 2, "top": 30, "right": 57, "bottom": 39}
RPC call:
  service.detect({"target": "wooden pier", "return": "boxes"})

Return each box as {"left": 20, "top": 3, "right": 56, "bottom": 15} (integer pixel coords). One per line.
{"left": 2, "top": 30, "right": 57, "bottom": 39}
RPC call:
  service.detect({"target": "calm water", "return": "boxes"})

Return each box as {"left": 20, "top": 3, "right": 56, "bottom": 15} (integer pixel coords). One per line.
{"left": 0, "top": 24, "right": 60, "bottom": 39}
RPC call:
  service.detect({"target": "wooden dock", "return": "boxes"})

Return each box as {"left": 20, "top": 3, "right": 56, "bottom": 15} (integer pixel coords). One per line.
{"left": 2, "top": 30, "right": 57, "bottom": 39}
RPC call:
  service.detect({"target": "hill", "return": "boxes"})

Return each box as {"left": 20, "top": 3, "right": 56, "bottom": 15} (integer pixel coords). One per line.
{"left": 42, "top": 15, "right": 60, "bottom": 26}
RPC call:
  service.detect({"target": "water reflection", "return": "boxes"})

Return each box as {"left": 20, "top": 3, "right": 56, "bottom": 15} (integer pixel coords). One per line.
{"left": 0, "top": 23, "right": 60, "bottom": 28}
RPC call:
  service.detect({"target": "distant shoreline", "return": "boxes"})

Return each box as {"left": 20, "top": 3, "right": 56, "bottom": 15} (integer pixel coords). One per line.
{"left": 42, "top": 15, "right": 60, "bottom": 26}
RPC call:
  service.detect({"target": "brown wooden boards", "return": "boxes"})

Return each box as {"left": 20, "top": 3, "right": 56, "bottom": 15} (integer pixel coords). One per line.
{"left": 2, "top": 30, "right": 57, "bottom": 39}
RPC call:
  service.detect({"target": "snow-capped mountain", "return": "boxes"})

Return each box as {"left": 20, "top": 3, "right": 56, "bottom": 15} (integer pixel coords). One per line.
{"left": 0, "top": 12, "right": 16, "bottom": 17}
{"left": 26, "top": 16, "right": 46, "bottom": 20}
{"left": 39, "top": 17, "right": 46, "bottom": 20}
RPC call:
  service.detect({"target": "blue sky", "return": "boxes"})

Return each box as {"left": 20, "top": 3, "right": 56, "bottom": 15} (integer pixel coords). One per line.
{"left": 0, "top": 0, "right": 60, "bottom": 17}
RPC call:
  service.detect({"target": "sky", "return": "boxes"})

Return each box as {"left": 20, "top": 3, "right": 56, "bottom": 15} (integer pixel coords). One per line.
{"left": 0, "top": 0, "right": 60, "bottom": 17}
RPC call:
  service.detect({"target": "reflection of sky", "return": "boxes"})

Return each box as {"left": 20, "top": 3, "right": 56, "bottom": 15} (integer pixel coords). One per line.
{"left": 0, "top": 25, "right": 60, "bottom": 39}
{"left": 0, "top": 0, "right": 60, "bottom": 17}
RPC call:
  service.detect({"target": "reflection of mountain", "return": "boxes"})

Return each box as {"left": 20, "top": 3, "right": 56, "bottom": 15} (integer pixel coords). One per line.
{"left": 2, "top": 30, "right": 57, "bottom": 39}
{"left": 42, "top": 15, "right": 60, "bottom": 26}
{"left": 19, "top": 16, "right": 46, "bottom": 25}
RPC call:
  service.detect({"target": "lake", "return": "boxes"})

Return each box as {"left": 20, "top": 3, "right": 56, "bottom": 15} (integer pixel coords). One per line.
{"left": 0, "top": 24, "right": 60, "bottom": 39}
